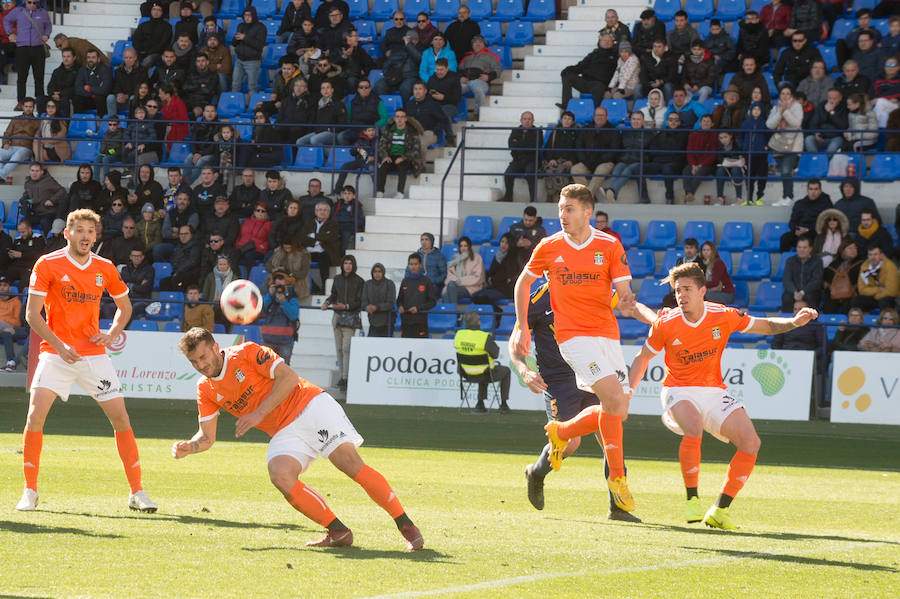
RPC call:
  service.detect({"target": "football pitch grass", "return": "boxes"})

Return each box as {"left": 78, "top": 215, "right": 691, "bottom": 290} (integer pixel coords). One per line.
{"left": 1, "top": 393, "right": 898, "bottom": 598}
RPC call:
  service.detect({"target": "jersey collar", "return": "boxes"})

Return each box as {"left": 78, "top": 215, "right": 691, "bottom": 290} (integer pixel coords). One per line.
{"left": 64, "top": 248, "right": 93, "bottom": 270}
{"left": 563, "top": 226, "right": 597, "bottom": 251}
{"left": 680, "top": 302, "right": 708, "bottom": 328}
{"left": 211, "top": 351, "right": 229, "bottom": 381}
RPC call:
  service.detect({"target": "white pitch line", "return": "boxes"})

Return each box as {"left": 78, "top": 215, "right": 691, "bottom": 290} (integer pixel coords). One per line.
{"left": 358, "top": 540, "right": 892, "bottom": 599}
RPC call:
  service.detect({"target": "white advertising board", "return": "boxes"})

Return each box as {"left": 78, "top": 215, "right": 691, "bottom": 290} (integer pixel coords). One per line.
{"left": 72, "top": 330, "right": 241, "bottom": 399}
{"left": 830, "top": 352, "right": 900, "bottom": 425}
{"left": 347, "top": 338, "right": 815, "bottom": 421}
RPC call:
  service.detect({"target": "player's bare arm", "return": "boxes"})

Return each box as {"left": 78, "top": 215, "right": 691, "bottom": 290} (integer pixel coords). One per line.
{"left": 234, "top": 362, "right": 301, "bottom": 438}
{"left": 618, "top": 300, "right": 656, "bottom": 324}
{"left": 25, "top": 294, "right": 82, "bottom": 364}
{"left": 746, "top": 307, "right": 819, "bottom": 335}
{"left": 508, "top": 331, "right": 548, "bottom": 393}
{"left": 628, "top": 344, "right": 656, "bottom": 393}
{"left": 511, "top": 269, "right": 539, "bottom": 356}
{"left": 91, "top": 293, "right": 133, "bottom": 345}
{"left": 613, "top": 280, "right": 636, "bottom": 314}
{"left": 172, "top": 416, "right": 218, "bottom": 458}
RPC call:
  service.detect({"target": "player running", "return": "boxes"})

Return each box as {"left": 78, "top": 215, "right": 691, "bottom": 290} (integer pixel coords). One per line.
{"left": 628, "top": 263, "right": 818, "bottom": 530}
{"left": 172, "top": 328, "right": 424, "bottom": 550}
{"left": 510, "top": 184, "right": 637, "bottom": 513}
{"left": 18, "top": 209, "right": 157, "bottom": 512}
{"left": 511, "top": 282, "right": 656, "bottom": 521}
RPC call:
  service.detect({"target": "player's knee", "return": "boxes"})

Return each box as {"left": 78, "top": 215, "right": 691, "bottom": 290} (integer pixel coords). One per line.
{"left": 268, "top": 470, "right": 296, "bottom": 494}
{"left": 741, "top": 432, "right": 761, "bottom": 455}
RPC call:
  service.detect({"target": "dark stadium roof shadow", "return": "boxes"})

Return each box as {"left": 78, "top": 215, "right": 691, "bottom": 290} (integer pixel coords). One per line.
{"left": 640, "top": 522, "right": 900, "bottom": 546}
{"left": 0, "top": 519, "right": 124, "bottom": 539}
{"left": 39, "top": 509, "right": 306, "bottom": 531}
{"left": 242, "top": 545, "right": 454, "bottom": 562}
{"left": 681, "top": 546, "right": 899, "bottom": 573}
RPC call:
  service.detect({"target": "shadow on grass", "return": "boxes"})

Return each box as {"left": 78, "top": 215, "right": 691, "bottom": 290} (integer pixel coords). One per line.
{"left": 242, "top": 545, "right": 455, "bottom": 563}
{"left": 640, "top": 522, "right": 900, "bottom": 546}
{"left": 682, "top": 545, "right": 899, "bottom": 572}
{"left": 0, "top": 519, "right": 123, "bottom": 538}
{"left": 41, "top": 510, "right": 304, "bottom": 531}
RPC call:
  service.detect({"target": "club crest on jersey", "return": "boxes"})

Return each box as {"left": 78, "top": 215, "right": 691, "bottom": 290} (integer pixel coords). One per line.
{"left": 588, "top": 362, "right": 602, "bottom": 376}
{"left": 594, "top": 251, "right": 604, "bottom": 265}
{"left": 95, "top": 273, "right": 103, "bottom": 287}
{"left": 235, "top": 368, "right": 246, "bottom": 382}
{"left": 712, "top": 327, "right": 721, "bottom": 339}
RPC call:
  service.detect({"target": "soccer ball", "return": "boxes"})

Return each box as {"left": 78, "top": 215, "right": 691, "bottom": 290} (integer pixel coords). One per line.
{"left": 220, "top": 280, "right": 263, "bottom": 324}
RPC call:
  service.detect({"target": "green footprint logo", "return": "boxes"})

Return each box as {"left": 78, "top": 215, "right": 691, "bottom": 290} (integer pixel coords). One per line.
{"left": 751, "top": 350, "right": 791, "bottom": 396}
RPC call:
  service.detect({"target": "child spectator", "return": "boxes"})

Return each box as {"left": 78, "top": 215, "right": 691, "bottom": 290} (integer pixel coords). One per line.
{"left": 184, "top": 284, "right": 214, "bottom": 332}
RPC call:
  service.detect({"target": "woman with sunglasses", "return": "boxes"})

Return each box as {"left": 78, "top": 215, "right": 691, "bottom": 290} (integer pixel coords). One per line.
{"left": 235, "top": 201, "right": 273, "bottom": 277}
{"left": 813, "top": 208, "right": 849, "bottom": 268}
{"left": 859, "top": 309, "right": 900, "bottom": 352}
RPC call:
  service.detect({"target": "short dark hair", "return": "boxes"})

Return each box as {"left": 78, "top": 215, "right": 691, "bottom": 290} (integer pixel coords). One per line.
{"left": 523, "top": 205, "right": 537, "bottom": 217}
{"left": 856, "top": 8, "right": 872, "bottom": 18}
{"left": 186, "top": 284, "right": 200, "bottom": 293}
{"left": 407, "top": 252, "right": 422, "bottom": 264}
{"left": 595, "top": 209, "right": 609, "bottom": 220}
{"left": 61, "top": 47, "right": 75, "bottom": 56}
{"left": 684, "top": 237, "right": 699, "bottom": 249}
{"left": 179, "top": 327, "right": 215, "bottom": 354}
{"left": 435, "top": 57, "right": 448, "bottom": 67}
{"left": 674, "top": 10, "right": 687, "bottom": 18}
{"left": 168, "top": 166, "right": 182, "bottom": 174}
{"left": 807, "top": 179, "right": 822, "bottom": 188}
{"left": 691, "top": 39, "right": 704, "bottom": 48}
{"left": 858, "top": 30, "right": 874, "bottom": 41}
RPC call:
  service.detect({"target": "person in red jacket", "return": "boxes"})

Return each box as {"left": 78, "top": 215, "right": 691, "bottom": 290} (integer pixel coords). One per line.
{"left": 236, "top": 201, "right": 273, "bottom": 276}
{"left": 159, "top": 83, "right": 189, "bottom": 149}
{"left": 681, "top": 114, "right": 718, "bottom": 203}
{"left": 760, "top": 0, "right": 792, "bottom": 49}
{"left": 700, "top": 241, "right": 735, "bottom": 304}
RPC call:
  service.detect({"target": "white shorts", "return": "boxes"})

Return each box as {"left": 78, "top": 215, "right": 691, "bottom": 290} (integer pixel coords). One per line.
{"left": 660, "top": 386, "right": 746, "bottom": 443}
{"left": 30, "top": 353, "right": 123, "bottom": 402}
{"left": 558, "top": 336, "right": 629, "bottom": 390}
{"left": 266, "top": 392, "right": 364, "bottom": 472}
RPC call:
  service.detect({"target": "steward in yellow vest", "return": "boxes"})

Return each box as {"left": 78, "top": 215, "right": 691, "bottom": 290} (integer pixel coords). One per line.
{"left": 453, "top": 310, "right": 511, "bottom": 412}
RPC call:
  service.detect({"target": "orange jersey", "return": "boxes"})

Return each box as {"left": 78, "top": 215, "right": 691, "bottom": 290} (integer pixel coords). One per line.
{"left": 196, "top": 342, "right": 323, "bottom": 437}
{"left": 646, "top": 302, "right": 755, "bottom": 389}
{"left": 29, "top": 249, "right": 129, "bottom": 356}
{"left": 525, "top": 228, "right": 631, "bottom": 343}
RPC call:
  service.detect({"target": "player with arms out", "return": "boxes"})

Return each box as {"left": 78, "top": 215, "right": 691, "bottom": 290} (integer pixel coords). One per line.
{"left": 510, "top": 281, "right": 656, "bottom": 521}
{"left": 172, "top": 328, "right": 424, "bottom": 550}
{"left": 18, "top": 209, "right": 157, "bottom": 513}
{"left": 629, "top": 263, "right": 818, "bottom": 530}
{"left": 510, "top": 183, "right": 638, "bottom": 513}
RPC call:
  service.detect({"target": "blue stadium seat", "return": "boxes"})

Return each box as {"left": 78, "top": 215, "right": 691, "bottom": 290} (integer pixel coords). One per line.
{"left": 718, "top": 250, "right": 733, "bottom": 274}
{"left": 754, "top": 222, "right": 790, "bottom": 251}
{"left": 732, "top": 250, "right": 771, "bottom": 280}
{"left": 432, "top": 0, "right": 460, "bottom": 21}
{"left": 0, "top": 202, "right": 5, "bottom": 226}
{"left": 750, "top": 0, "right": 771, "bottom": 13}
{"left": 228, "top": 117, "right": 253, "bottom": 141}
{"left": 346, "top": 0, "right": 368, "bottom": 18}
{"left": 685, "top": 0, "right": 714, "bottom": 19}
{"left": 242, "top": 91, "right": 270, "bottom": 117}
{"left": 354, "top": 19, "right": 377, "bottom": 43}
{"left": 68, "top": 114, "right": 98, "bottom": 139}
{"left": 146, "top": 291, "right": 185, "bottom": 321}
{"left": 564, "top": 98, "right": 594, "bottom": 125}
{"left": 718, "top": 221, "right": 753, "bottom": 252}
{"left": 642, "top": 220, "right": 677, "bottom": 250}
{"left": 618, "top": 318, "right": 650, "bottom": 339}
{"left": 682, "top": 220, "right": 715, "bottom": 244}
{"left": 294, "top": 146, "right": 325, "bottom": 170}
{"left": 749, "top": 281, "right": 784, "bottom": 311}
{"left": 4, "top": 200, "right": 18, "bottom": 227}
{"left": 490, "top": 0, "right": 524, "bottom": 20}
{"left": 216, "top": 0, "right": 245, "bottom": 18}
{"left": 496, "top": 304, "right": 517, "bottom": 336}
{"left": 253, "top": 0, "right": 278, "bottom": 18}
{"left": 217, "top": 92, "right": 246, "bottom": 118}
{"left": 469, "top": 19, "right": 498, "bottom": 45}
{"left": 379, "top": 94, "right": 403, "bottom": 114}
{"left": 428, "top": 303, "right": 458, "bottom": 333}
{"left": 543, "top": 218, "right": 561, "bottom": 236}
{"left": 772, "top": 251, "right": 795, "bottom": 281}
{"left": 654, "top": 0, "right": 681, "bottom": 21}
{"left": 467, "top": 0, "right": 493, "bottom": 20}
{"left": 231, "top": 325, "right": 262, "bottom": 343}
{"left": 111, "top": 40, "right": 133, "bottom": 67}
{"left": 459, "top": 215, "right": 493, "bottom": 245}
{"left": 626, "top": 249, "right": 655, "bottom": 278}
{"left": 99, "top": 318, "right": 114, "bottom": 330}
{"left": 523, "top": 0, "right": 555, "bottom": 21}
{"left": 714, "top": 0, "right": 744, "bottom": 20}
{"left": 479, "top": 244, "right": 498, "bottom": 267}
{"left": 637, "top": 279, "right": 670, "bottom": 309}
{"left": 403, "top": 0, "right": 430, "bottom": 20}
{"left": 829, "top": 19, "right": 856, "bottom": 44}
{"left": 865, "top": 153, "right": 898, "bottom": 181}
{"left": 873, "top": 17, "right": 891, "bottom": 37}
{"left": 163, "top": 321, "right": 182, "bottom": 332}
{"left": 796, "top": 153, "right": 829, "bottom": 179}
{"left": 468, "top": 304, "right": 496, "bottom": 331}
{"left": 324, "top": 147, "right": 354, "bottom": 170}
{"left": 819, "top": 45, "right": 837, "bottom": 72}
{"left": 731, "top": 280, "right": 750, "bottom": 308}
{"left": 489, "top": 45, "right": 513, "bottom": 70}
{"left": 600, "top": 98, "right": 627, "bottom": 125}
{"left": 656, "top": 248, "right": 684, "bottom": 276}
{"left": 152, "top": 262, "right": 172, "bottom": 290}
{"left": 492, "top": 216, "right": 519, "bottom": 246}
{"left": 442, "top": 244, "right": 459, "bottom": 263}
{"left": 611, "top": 219, "right": 640, "bottom": 249}
{"left": 369, "top": 0, "right": 399, "bottom": 20}
{"left": 248, "top": 265, "right": 269, "bottom": 289}
{"left": 225, "top": 17, "right": 241, "bottom": 44}
{"left": 66, "top": 140, "right": 100, "bottom": 164}
{"left": 162, "top": 143, "right": 192, "bottom": 166}
{"left": 886, "top": 224, "right": 899, "bottom": 247}
{"left": 502, "top": 21, "right": 534, "bottom": 46}
{"left": 819, "top": 313, "right": 846, "bottom": 341}
{"left": 696, "top": 20, "right": 711, "bottom": 39}
{"left": 262, "top": 20, "right": 279, "bottom": 43}
{"left": 129, "top": 320, "right": 158, "bottom": 331}
{"left": 262, "top": 44, "right": 288, "bottom": 69}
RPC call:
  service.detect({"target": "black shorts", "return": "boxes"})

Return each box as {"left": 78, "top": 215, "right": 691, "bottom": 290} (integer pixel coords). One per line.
{"left": 544, "top": 379, "right": 599, "bottom": 421}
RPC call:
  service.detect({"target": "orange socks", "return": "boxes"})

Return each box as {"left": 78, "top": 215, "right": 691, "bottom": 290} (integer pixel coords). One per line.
{"left": 721, "top": 450, "right": 757, "bottom": 499}
{"left": 599, "top": 412, "right": 625, "bottom": 480}
{"left": 114, "top": 429, "right": 143, "bottom": 494}
{"left": 679, "top": 436, "right": 702, "bottom": 488}
{"left": 285, "top": 481, "right": 338, "bottom": 527}
{"left": 353, "top": 465, "right": 405, "bottom": 518}
{"left": 557, "top": 405, "right": 602, "bottom": 440}
{"left": 23, "top": 429, "right": 42, "bottom": 491}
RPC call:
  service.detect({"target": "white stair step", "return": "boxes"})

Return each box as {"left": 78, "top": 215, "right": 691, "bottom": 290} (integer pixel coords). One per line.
{"left": 352, "top": 249, "right": 417, "bottom": 271}
{"left": 545, "top": 30, "right": 604, "bottom": 46}
{"left": 434, "top": 157, "right": 509, "bottom": 174}
{"left": 508, "top": 69, "right": 560, "bottom": 83}
{"left": 64, "top": 13, "right": 140, "bottom": 28}
{"left": 374, "top": 197, "right": 460, "bottom": 217}
{"left": 355, "top": 231, "right": 423, "bottom": 251}
{"left": 523, "top": 55, "right": 580, "bottom": 71}
{"left": 293, "top": 367, "right": 336, "bottom": 388}
{"left": 365, "top": 215, "right": 457, "bottom": 236}
{"left": 479, "top": 106, "right": 559, "bottom": 125}
{"left": 554, "top": 20, "right": 616, "bottom": 32}
{"left": 532, "top": 45, "right": 593, "bottom": 57}
{"left": 70, "top": 2, "right": 147, "bottom": 16}
{"left": 407, "top": 184, "right": 500, "bottom": 202}
{"left": 419, "top": 172, "right": 504, "bottom": 188}
{"left": 490, "top": 95, "right": 559, "bottom": 110}
{"left": 567, "top": 6, "right": 645, "bottom": 21}
{"left": 293, "top": 354, "right": 339, "bottom": 370}
{"left": 502, "top": 81, "right": 563, "bottom": 96}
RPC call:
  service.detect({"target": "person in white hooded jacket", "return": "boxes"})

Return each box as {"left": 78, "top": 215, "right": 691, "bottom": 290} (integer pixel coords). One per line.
{"left": 766, "top": 84, "right": 805, "bottom": 207}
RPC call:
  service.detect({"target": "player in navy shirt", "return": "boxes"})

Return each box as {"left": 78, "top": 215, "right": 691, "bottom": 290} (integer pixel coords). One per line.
{"left": 509, "top": 282, "right": 655, "bottom": 520}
